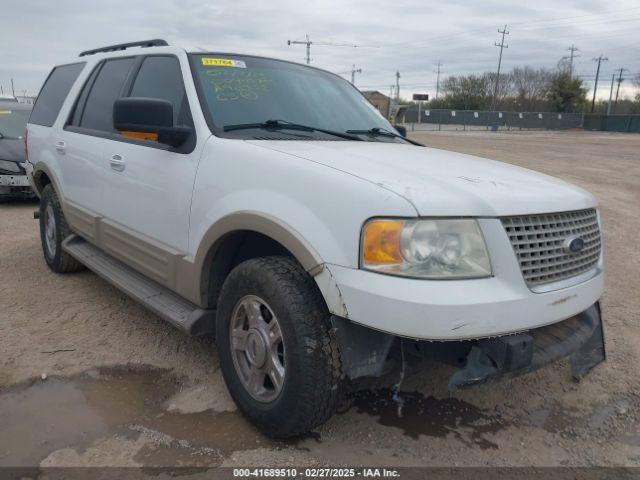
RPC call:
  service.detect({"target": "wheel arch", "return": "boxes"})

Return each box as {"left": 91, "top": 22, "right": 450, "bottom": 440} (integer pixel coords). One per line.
{"left": 32, "top": 162, "right": 61, "bottom": 198}
{"left": 189, "top": 212, "right": 325, "bottom": 309}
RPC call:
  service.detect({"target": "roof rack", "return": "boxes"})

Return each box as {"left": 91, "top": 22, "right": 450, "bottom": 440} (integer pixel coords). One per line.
{"left": 79, "top": 39, "right": 168, "bottom": 57}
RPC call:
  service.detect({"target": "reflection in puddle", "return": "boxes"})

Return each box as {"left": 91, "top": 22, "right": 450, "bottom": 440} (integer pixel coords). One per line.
{"left": 349, "top": 389, "right": 508, "bottom": 449}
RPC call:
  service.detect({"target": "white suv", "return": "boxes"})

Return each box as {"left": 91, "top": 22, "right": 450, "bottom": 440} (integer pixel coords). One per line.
{"left": 26, "top": 40, "right": 605, "bottom": 437}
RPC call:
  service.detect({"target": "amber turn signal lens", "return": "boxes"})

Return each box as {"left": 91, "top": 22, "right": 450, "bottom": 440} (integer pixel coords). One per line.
{"left": 362, "top": 219, "right": 404, "bottom": 265}
{"left": 120, "top": 131, "right": 158, "bottom": 141}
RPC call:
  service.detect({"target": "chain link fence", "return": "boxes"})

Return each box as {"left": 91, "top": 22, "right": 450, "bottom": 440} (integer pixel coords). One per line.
{"left": 397, "top": 108, "right": 584, "bottom": 131}
{"left": 583, "top": 114, "right": 640, "bottom": 133}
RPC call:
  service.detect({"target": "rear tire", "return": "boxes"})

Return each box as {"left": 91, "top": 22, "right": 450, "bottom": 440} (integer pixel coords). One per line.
{"left": 216, "top": 256, "right": 342, "bottom": 438}
{"left": 39, "top": 184, "right": 84, "bottom": 273}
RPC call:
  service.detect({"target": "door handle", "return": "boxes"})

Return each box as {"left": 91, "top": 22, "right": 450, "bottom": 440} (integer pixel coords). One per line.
{"left": 55, "top": 141, "right": 66, "bottom": 154}
{"left": 109, "top": 154, "right": 126, "bottom": 172}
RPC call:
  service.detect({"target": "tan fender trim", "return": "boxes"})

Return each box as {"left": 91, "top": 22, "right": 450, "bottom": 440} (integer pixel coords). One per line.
{"left": 176, "top": 211, "right": 325, "bottom": 306}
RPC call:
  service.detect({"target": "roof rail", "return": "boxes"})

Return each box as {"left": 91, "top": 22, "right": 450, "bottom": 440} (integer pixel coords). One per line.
{"left": 79, "top": 39, "right": 168, "bottom": 57}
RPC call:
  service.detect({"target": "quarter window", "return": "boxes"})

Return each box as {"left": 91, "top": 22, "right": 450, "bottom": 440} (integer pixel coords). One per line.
{"left": 30, "top": 63, "right": 85, "bottom": 127}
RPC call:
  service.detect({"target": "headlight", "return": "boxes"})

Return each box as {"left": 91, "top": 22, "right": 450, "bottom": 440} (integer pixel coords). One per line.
{"left": 361, "top": 218, "right": 492, "bottom": 279}
{"left": 0, "top": 160, "right": 21, "bottom": 173}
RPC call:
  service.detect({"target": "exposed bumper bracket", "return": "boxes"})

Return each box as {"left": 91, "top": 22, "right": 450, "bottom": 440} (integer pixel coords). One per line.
{"left": 330, "top": 315, "right": 395, "bottom": 379}
{"left": 448, "top": 302, "right": 605, "bottom": 391}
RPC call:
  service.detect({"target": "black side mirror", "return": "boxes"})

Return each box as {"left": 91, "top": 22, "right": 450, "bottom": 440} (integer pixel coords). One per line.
{"left": 393, "top": 124, "right": 407, "bottom": 137}
{"left": 113, "top": 97, "right": 191, "bottom": 147}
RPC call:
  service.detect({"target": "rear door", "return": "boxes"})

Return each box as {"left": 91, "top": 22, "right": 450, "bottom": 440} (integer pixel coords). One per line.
{"left": 100, "top": 54, "right": 201, "bottom": 252}
{"left": 63, "top": 57, "right": 137, "bottom": 214}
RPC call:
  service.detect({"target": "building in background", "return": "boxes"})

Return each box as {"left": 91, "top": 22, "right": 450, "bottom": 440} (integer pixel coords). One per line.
{"left": 360, "top": 90, "right": 391, "bottom": 119}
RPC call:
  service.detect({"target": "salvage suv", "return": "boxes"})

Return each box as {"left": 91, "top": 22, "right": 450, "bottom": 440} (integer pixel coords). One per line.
{"left": 26, "top": 40, "right": 605, "bottom": 437}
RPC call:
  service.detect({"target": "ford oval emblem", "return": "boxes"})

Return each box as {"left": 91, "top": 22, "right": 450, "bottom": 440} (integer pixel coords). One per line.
{"left": 563, "top": 235, "right": 585, "bottom": 254}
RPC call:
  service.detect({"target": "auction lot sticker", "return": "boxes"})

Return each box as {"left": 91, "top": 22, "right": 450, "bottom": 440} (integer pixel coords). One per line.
{"left": 201, "top": 57, "right": 247, "bottom": 68}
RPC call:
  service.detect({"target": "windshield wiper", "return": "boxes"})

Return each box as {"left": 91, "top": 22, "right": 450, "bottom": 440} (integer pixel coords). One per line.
{"left": 223, "top": 119, "right": 363, "bottom": 141}
{"left": 345, "top": 127, "right": 423, "bottom": 146}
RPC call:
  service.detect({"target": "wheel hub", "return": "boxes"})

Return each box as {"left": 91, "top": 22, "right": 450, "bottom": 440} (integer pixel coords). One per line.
{"left": 229, "top": 295, "right": 285, "bottom": 403}
{"left": 44, "top": 204, "right": 57, "bottom": 258}
{"left": 245, "top": 329, "right": 268, "bottom": 368}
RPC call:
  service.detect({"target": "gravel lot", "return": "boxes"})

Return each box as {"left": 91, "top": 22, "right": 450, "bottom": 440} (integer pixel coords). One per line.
{"left": 1, "top": 130, "right": 638, "bottom": 469}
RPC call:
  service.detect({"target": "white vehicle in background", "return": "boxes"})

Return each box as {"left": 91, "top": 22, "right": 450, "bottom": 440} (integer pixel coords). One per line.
{"left": 26, "top": 40, "right": 605, "bottom": 438}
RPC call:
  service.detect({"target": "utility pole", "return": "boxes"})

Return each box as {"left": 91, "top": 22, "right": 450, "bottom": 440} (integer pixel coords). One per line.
{"left": 590, "top": 55, "right": 608, "bottom": 113}
{"left": 613, "top": 68, "right": 628, "bottom": 113}
{"left": 395, "top": 70, "right": 400, "bottom": 103}
{"left": 11, "top": 78, "right": 15, "bottom": 97}
{"left": 607, "top": 73, "right": 615, "bottom": 115}
{"left": 492, "top": 25, "right": 509, "bottom": 111}
{"left": 435, "top": 61, "right": 442, "bottom": 100}
{"left": 567, "top": 45, "right": 580, "bottom": 78}
{"left": 350, "top": 65, "right": 362, "bottom": 85}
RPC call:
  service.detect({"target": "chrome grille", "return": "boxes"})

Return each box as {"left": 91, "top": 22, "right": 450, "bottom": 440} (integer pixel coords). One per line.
{"left": 501, "top": 209, "right": 601, "bottom": 287}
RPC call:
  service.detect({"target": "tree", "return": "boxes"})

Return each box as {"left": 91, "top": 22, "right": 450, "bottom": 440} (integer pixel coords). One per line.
{"left": 511, "top": 66, "right": 552, "bottom": 111}
{"left": 438, "top": 74, "right": 491, "bottom": 110}
{"left": 546, "top": 72, "right": 587, "bottom": 112}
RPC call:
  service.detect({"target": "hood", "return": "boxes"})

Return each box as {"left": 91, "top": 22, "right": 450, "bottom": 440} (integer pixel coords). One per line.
{"left": 0, "top": 138, "right": 25, "bottom": 163}
{"left": 246, "top": 140, "right": 597, "bottom": 217}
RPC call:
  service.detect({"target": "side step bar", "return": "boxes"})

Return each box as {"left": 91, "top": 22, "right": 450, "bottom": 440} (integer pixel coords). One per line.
{"left": 62, "top": 235, "right": 215, "bottom": 336}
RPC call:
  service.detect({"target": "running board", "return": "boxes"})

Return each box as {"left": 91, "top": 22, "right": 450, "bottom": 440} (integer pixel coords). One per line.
{"left": 62, "top": 235, "right": 215, "bottom": 336}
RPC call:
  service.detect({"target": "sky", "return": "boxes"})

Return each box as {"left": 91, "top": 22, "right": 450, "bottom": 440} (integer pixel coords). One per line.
{"left": 1, "top": 0, "right": 639, "bottom": 102}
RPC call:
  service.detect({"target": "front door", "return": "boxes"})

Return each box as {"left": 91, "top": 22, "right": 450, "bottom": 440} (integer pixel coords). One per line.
{"left": 101, "top": 55, "right": 202, "bottom": 253}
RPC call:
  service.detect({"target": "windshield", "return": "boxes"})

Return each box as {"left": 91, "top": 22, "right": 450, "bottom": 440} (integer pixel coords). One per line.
{"left": 190, "top": 54, "right": 397, "bottom": 140}
{"left": 0, "top": 108, "right": 30, "bottom": 138}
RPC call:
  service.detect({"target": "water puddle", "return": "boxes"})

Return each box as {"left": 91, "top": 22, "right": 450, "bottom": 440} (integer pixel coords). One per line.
{"left": 348, "top": 389, "right": 508, "bottom": 449}
{"left": 0, "top": 367, "right": 270, "bottom": 467}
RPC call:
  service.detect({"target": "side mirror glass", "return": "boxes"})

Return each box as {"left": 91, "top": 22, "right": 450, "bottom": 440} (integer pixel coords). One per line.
{"left": 113, "top": 97, "right": 191, "bottom": 147}
{"left": 393, "top": 124, "right": 407, "bottom": 137}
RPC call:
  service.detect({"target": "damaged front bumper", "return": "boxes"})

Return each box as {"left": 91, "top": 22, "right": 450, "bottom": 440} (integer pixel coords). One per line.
{"left": 446, "top": 302, "right": 605, "bottom": 390}
{"left": 332, "top": 302, "right": 605, "bottom": 391}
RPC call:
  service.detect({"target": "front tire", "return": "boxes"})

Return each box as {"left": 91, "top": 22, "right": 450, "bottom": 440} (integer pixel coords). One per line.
{"left": 39, "top": 184, "right": 84, "bottom": 273}
{"left": 216, "top": 256, "right": 342, "bottom": 438}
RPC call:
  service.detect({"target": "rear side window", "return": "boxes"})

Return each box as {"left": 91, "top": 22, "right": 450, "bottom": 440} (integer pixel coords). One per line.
{"left": 129, "top": 56, "right": 188, "bottom": 124}
{"left": 80, "top": 58, "right": 135, "bottom": 132}
{"left": 30, "top": 63, "right": 85, "bottom": 127}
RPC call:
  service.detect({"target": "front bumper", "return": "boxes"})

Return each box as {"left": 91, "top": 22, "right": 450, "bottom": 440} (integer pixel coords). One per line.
{"left": 331, "top": 302, "right": 606, "bottom": 389}
{"left": 0, "top": 174, "right": 36, "bottom": 198}
{"left": 324, "top": 218, "right": 604, "bottom": 340}
{"left": 446, "top": 302, "right": 605, "bottom": 390}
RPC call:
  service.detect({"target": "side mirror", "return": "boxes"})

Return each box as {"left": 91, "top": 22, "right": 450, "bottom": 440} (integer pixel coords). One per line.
{"left": 393, "top": 124, "right": 407, "bottom": 137}
{"left": 113, "top": 97, "right": 191, "bottom": 147}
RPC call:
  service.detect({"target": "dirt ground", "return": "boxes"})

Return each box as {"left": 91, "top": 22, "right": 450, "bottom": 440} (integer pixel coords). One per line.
{"left": 1, "top": 130, "right": 639, "bottom": 469}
